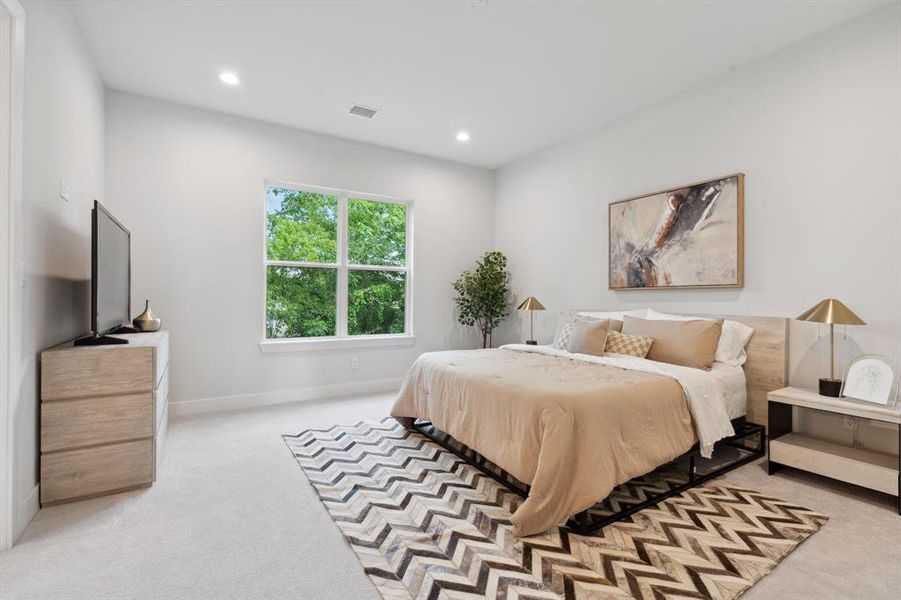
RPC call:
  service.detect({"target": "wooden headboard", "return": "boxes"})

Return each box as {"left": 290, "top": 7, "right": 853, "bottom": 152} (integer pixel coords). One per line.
{"left": 693, "top": 314, "right": 789, "bottom": 426}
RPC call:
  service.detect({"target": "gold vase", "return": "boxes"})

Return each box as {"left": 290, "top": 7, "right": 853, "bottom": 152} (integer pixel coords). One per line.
{"left": 133, "top": 299, "right": 162, "bottom": 332}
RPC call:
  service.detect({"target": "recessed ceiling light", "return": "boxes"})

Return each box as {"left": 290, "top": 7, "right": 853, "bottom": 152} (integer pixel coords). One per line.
{"left": 456, "top": 131, "right": 471, "bottom": 142}
{"left": 219, "top": 71, "right": 240, "bottom": 86}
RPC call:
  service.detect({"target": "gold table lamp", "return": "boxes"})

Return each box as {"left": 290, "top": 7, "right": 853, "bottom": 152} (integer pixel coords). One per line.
{"left": 796, "top": 298, "right": 865, "bottom": 397}
{"left": 516, "top": 296, "right": 546, "bottom": 345}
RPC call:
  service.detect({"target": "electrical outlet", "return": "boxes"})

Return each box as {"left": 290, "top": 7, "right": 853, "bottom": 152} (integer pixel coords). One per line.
{"left": 350, "top": 357, "right": 359, "bottom": 370}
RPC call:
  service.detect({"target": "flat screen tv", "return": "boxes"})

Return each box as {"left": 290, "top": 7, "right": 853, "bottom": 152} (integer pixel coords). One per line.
{"left": 75, "top": 201, "right": 136, "bottom": 346}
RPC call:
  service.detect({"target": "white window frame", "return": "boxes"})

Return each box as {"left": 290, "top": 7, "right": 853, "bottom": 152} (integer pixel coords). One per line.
{"left": 258, "top": 180, "right": 414, "bottom": 353}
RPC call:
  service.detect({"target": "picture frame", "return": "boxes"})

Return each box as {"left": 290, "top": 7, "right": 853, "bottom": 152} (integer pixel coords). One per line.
{"left": 840, "top": 354, "right": 898, "bottom": 408}
{"left": 608, "top": 173, "right": 744, "bottom": 290}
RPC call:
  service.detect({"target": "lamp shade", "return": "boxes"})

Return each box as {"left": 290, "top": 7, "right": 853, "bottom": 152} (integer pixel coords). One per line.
{"left": 516, "top": 296, "right": 546, "bottom": 311}
{"left": 795, "top": 298, "right": 865, "bottom": 325}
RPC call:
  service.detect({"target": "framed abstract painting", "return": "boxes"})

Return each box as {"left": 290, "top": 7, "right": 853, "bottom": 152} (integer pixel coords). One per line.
{"left": 609, "top": 173, "right": 744, "bottom": 290}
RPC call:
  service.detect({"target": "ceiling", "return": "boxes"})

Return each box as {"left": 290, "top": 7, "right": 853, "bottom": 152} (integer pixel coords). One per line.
{"left": 70, "top": 0, "right": 889, "bottom": 169}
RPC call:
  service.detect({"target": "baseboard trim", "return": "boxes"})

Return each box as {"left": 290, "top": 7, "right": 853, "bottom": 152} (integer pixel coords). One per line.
{"left": 169, "top": 377, "right": 403, "bottom": 418}
{"left": 14, "top": 483, "right": 39, "bottom": 543}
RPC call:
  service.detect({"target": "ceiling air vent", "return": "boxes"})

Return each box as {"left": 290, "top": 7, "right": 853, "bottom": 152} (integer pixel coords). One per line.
{"left": 348, "top": 104, "right": 379, "bottom": 119}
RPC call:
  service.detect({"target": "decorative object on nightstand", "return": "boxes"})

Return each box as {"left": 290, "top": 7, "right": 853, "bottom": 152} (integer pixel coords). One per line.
{"left": 841, "top": 354, "right": 897, "bottom": 407}
{"left": 516, "top": 296, "right": 546, "bottom": 345}
{"left": 795, "top": 298, "right": 865, "bottom": 397}
{"left": 133, "top": 299, "right": 162, "bottom": 332}
{"left": 767, "top": 386, "right": 900, "bottom": 514}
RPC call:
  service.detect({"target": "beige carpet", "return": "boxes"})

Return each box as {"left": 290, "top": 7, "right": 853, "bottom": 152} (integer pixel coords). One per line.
{"left": 1, "top": 392, "right": 899, "bottom": 599}
{"left": 286, "top": 418, "right": 827, "bottom": 599}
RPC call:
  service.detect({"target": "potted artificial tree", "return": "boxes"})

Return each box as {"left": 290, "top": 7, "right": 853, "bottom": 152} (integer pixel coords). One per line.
{"left": 452, "top": 251, "right": 511, "bottom": 348}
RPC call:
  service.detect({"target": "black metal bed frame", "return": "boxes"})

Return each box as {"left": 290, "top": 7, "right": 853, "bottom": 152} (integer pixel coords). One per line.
{"left": 411, "top": 417, "right": 765, "bottom": 536}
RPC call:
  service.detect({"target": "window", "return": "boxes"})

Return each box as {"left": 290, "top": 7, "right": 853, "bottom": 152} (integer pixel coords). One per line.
{"left": 262, "top": 182, "right": 413, "bottom": 350}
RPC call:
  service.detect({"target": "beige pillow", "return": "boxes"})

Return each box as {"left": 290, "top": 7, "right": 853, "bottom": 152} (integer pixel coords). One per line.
{"left": 553, "top": 312, "right": 605, "bottom": 350}
{"left": 609, "top": 319, "right": 623, "bottom": 333}
{"left": 604, "top": 330, "right": 653, "bottom": 358}
{"left": 568, "top": 318, "right": 610, "bottom": 356}
{"left": 622, "top": 315, "right": 722, "bottom": 370}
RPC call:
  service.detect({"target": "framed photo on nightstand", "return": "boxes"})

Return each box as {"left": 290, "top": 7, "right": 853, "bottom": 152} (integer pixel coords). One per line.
{"left": 841, "top": 354, "right": 898, "bottom": 408}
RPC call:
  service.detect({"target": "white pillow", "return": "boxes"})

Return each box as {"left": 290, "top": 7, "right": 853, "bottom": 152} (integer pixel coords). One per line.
{"left": 574, "top": 308, "right": 648, "bottom": 321}
{"left": 644, "top": 308, "right": 755, "bottom": 367}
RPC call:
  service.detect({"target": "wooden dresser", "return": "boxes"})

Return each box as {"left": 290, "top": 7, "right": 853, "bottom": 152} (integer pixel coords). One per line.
{"left": 40, "top": 331, "right": 170, "bottom": 505}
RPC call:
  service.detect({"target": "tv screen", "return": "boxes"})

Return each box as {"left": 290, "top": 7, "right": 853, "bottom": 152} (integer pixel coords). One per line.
{"left": 93, "top": 201, "right": 131, "bottom": 335}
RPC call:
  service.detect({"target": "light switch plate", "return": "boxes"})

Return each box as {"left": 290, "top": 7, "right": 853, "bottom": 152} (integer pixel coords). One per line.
{"left": 60, "top": 177, "right": 69, "bottom": 201}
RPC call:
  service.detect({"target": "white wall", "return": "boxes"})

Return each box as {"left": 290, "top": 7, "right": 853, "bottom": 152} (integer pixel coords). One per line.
{"left": 495, "top": 5, "right": 901, "bottom": 396}
{"left": 14, "top": 0, "right": 105, "bottom": 538}
{"left": 105, "top": 92, "right": 495, "bottom": 409}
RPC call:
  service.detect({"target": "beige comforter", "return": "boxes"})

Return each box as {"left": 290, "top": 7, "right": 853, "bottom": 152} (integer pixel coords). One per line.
{"left": 390, "top": 348, "right": 696, "bottom": 537}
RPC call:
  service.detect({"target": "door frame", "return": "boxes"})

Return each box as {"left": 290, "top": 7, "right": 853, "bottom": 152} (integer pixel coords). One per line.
{"left": 0, "top": 0, "right": 24, "bottom": 552}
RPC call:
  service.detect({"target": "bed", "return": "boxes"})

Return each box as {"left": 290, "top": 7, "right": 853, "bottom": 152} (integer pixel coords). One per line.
{"left": 390, "top": 313, "right": 788, "bottom": 537}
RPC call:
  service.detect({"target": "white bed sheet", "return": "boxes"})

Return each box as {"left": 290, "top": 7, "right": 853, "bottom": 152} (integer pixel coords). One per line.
{"left": 707, "top": 361, "right": 748, "bottom": 420}
{"left": 584, "top": 353, "right": 747, "bottom": 420}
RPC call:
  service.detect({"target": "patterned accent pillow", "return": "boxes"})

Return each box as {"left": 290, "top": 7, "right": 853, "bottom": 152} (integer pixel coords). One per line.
{"left": 552, "top": 320, "right": 574, "bottom": 350}
{"left": 604, "top": 330, "right": 653, "bottom": 358}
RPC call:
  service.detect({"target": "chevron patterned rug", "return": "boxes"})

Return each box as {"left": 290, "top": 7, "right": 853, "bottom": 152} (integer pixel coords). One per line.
{"left": 283, "top": 418, "right": 827, "bottom": 600}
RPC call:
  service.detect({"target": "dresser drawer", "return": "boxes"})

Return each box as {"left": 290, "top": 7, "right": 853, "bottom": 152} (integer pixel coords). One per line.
{"left": 41, "top": 439, "right": 154, "bottom": 504}
{"left": 155, "top": 365, "right": 169, "bottom": 426}
{"left": 41, "top": 393, "right": 153, "bottom": 453}
{"left": 154, "top": 333, "right": 169, "bottom": 387}
{"left": 155, "top": 401, "right": 169, "bottom": 481}
{"left": 42, "top": 346, "right": 154, "bottom": 400}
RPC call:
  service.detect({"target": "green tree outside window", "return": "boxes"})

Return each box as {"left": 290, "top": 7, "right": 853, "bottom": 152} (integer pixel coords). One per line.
{"left": 265, "top": 187, "right": 409, "bottom": 339}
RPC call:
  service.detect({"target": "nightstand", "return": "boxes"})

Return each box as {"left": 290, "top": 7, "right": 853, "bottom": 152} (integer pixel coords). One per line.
{"left": 767, "top": 386, "right": 900, "bottom": 514}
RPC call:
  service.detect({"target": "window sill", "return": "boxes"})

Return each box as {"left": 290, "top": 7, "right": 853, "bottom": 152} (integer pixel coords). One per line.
{"left": 258, "top": 334, "right": 416, "bottom": 353}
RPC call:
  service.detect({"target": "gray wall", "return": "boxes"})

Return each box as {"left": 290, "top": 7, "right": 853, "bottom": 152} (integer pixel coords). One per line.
{"left": 104, "top": 91, "right": 496, "bottom": 408}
